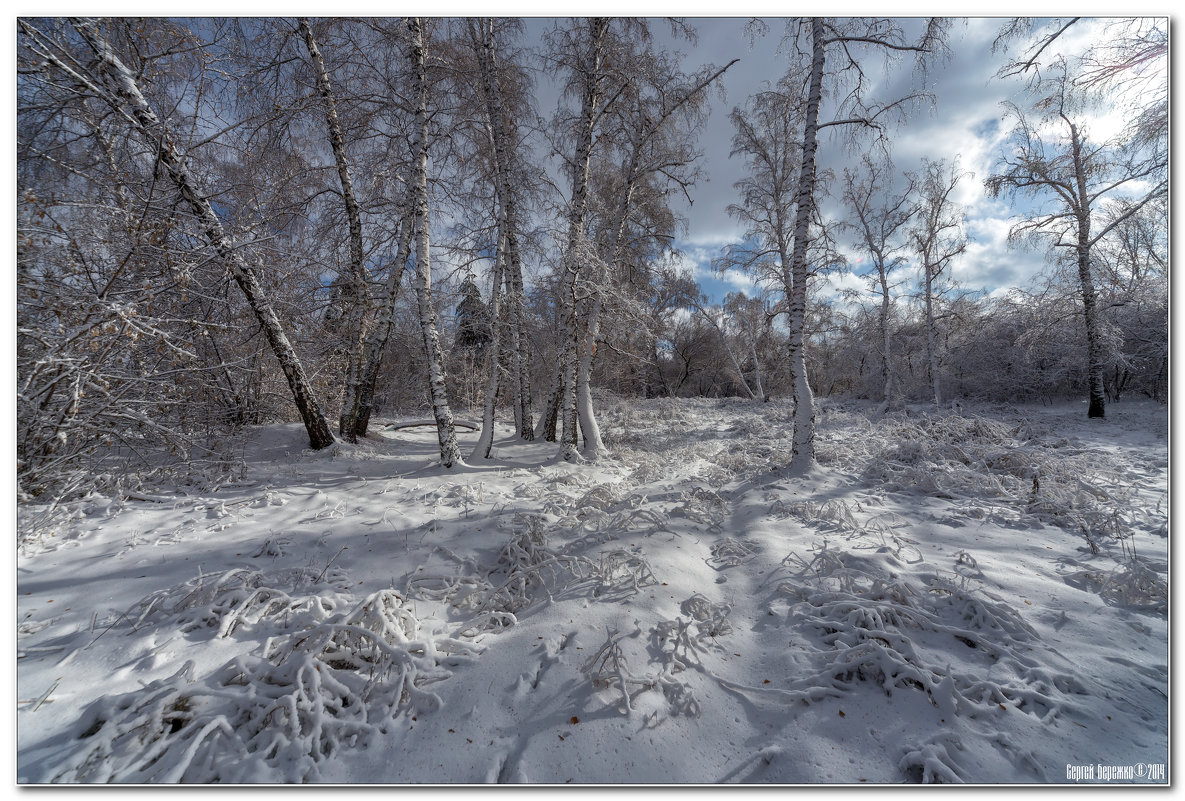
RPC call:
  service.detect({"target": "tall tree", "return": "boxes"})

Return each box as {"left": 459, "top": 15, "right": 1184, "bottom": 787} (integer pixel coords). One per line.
{"left": 298, "top": 18, "right": 373, "bottom": 442}
{"left": 464, "top": 18, "right": 536, "bottom": 444}
{"left": 986, "top": 61, "right": 1167, "bottom": 418}
{"left": 765, "top": 18, "right": 948, "bottom": 473}
{"left": 910, "top": 157, "right": 968, "bottom": 408}
{"left": 406, "top": 17, "right": 462, "bottom": 466}
{"left": 24, "top": 17, "right": 336, "bottom": 450}
{"left": 545, "top": 17, "right": 614, "bottom": 462}
{"left": 574, "top": 48, "right": 735, "bottom": 459}
{"left": 841, "top": 154, "right": 914, "bottom": 413}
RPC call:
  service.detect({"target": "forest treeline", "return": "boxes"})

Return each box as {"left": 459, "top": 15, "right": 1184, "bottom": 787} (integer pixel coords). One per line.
{"left": 17, "top": 17, "right": 1167, "bottom": 503}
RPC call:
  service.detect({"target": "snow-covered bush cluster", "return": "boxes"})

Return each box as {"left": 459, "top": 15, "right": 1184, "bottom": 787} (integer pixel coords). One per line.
{"left": 49, "top": 569, "right": 476, "bottom": 783}
{"left": 18, "top": 399, "right": 1168, "bottom": 784}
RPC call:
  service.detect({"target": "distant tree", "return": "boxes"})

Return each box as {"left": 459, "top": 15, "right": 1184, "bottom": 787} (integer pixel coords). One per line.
{"left": 910, "top": 157, "right": 968, "bottom": 408}
{"left": 986, "top": 62, "right": 1167, "bottom": 418}
{"left": 454, "top": 275, "right": 493, "bottom": 353}
{"left": 841, "top": 154, "right": 914, "bottom": 413}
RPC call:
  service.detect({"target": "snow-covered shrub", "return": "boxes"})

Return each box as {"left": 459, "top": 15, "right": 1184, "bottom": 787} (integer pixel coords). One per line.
{"left": 52, "top": 589, "right": 476, "bottom": 783}
{"left": 708, "top": 537, "right": 759, "bottom": 568}
{"left": 582, "top": 628, "right": 700, "bottom": 720}
{"left": 1064, "top": 558, "right": 1167, "bottom": 615}
{"left": 672, "top": 487, "right": 727, "bottom": 529}
{"left": 132, "top": 566, "right": 350, "bottom": 638}
{"left": 680, "top": 593, "right": 733, "bottom": 638}
{"left": 852, "top": 409, "right": 1141, "bottom": 544}
{"left": 899, "top": 734, "right": 967, "bottom": 783}
{"left": 772, "top": 498, "right": 860, "bottom": 533}
{"left": 769, "top": 539, "right": 1084, "bottom": 725}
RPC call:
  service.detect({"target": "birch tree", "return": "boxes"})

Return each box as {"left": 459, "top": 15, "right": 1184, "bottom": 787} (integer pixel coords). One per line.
{"left": 773, "top": 17, "right": 949, "bottom": 473}
{"left": 336, "top": 18, "right": 420, "bottom": 438}
{"left": 543, "top": 17, "right": 614, "bottom": 461}
{"left": 463, "top": 18, "right": 537, "bottom": 445}
{"left": 985, "top": 63, "right": 1167, "bottom": 419}
{"left": 24, "top": 18, "right": 336, "bottom": 451}
{"left": 17, "top": 19, "right": 239, "bottom": 499}
{"left": 298, "top": 18, "right": 373, "bottom": 442}
{"left": 910, "top": 157, "right": 967, "bottom": 409}
{"left": 405, "top": 17, "right": 462, "bottom": 466}
{"left": 841, "top": 154, "right": 914, "bottom": 413}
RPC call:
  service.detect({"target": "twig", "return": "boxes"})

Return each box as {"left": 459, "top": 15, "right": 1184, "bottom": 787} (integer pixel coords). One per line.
{"left": 316, "top": 546, "right": 348, "bottom": 583}
{"left": 23, "top": 678, "right": 61, "bottom": 711}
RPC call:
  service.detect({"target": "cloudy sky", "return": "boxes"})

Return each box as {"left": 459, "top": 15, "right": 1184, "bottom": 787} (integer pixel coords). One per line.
{"left": 520, "top": 15, "right": 1165, "bottom": 308}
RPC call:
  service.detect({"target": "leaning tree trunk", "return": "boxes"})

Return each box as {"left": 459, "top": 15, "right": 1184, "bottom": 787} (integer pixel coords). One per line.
{"left": 407, "top": 17, "right": 462, "bottom": 467}
{"left": 299, "top": 18, "right": 372, "bottom": 443}
{"left": 71, "top": 18, "right": 334, "bottom": 449}
{"left": 785, "top": 18, "right": 825, "bottom": 474}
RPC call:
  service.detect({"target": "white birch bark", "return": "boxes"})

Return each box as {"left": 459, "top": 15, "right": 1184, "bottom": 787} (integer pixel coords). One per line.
{"left": 299, "top": 19, "right": 371, "bottom": 442}
{"left": 407, "top": 17, "right": 462, "bottom": 468}
{"left": 785, "top": 19, "right": 826, "bottom": 474}
{"left": 470, "top": 234, "right": 506, "bottom": 460}
{"left": 353, "top": 213, "right": 413, "bottom": 436}
{"left": 557, "top": 19, "right": 609, "bottom": 463}
{"left": 467, "top": 19, "right": 534, "bottom": 440}
{"left": 68, "top": 17, "right": 335, "bottom": 450}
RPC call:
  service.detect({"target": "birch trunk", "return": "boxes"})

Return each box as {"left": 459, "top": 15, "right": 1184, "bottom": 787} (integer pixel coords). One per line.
{"left": 1069, "top": 121, "right": 1106, "bottom": 419}
{"left": 877, "top": 267, "right": 897, "bottom": 414}
{"left": 557, "top": 19, "right": 608, "bottom": 463}
{"left": 535, "top": 359, "right": 563, "bottom": 441}
{"left": 299, "top": 19, "right": 371, "bottom": 442}
{"left": 785, "top": 19, "right": 825, "bottom": 474}
{"left": 407, "top": 17, "right": 462, "bottom": 467}
{"left": 353, "top": 213, "right": 413, "bottom": 437}
{"left": 468, "top": 19, "right": 534, "bottom": 440}
{"left": 575, "top": 186, "right": 630, "bottom": 459}
{"left": 504, "top": 234, "right": 534, "bottom": 440}
{"left": 576, "top": 289, "right": 605, "bottom": 457}
{"left": 71, "top": 18, "right": 334, "bottom": 450}
{"left": 471, "top": 235, "right": 506, "bottom": 460}
{"left": 924, "top": 264, "right": 941, "bottom": 407}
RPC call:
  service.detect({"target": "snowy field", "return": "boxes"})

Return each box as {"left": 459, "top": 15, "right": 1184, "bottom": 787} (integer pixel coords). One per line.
{"left": 16, "top": 397, "right": 1168, "bottom": 784}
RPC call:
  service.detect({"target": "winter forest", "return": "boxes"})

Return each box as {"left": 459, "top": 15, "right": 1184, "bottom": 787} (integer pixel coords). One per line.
{"left": 16, "top": 17, "right": 1168, "bottom": 784}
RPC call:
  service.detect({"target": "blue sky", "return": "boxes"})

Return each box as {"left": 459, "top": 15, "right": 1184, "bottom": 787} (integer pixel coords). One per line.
{"left": 640, "top": 17, "right": 1157, "bottom": 307}
{"left": 507, "top": 15, "right": 1165, "bottom": 312}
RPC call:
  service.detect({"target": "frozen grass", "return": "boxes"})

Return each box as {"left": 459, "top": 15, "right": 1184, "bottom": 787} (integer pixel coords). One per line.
{"left": 17, "top": 399, "right": 1168, "bottom": 784}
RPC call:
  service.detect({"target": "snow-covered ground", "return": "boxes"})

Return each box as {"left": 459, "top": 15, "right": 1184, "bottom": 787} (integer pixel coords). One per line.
{"left": 16, "top": 397, "right": 1169, "bottom": 784}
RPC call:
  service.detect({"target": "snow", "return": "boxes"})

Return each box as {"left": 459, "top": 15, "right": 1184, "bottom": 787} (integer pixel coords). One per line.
{"left": 16, "top": 397, "right": 1168, "bottom": 784}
